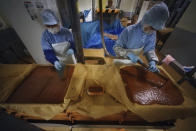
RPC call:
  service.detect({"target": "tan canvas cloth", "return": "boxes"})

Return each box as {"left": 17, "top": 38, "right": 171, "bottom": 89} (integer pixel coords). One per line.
{"left": 66, "top": 64, "right": 196, "bottom": 122}
{"left": 0, "top": 64, "right": 196, "bottom": 121}
{"left": 0, "top": 99, "right": 70, "bottom": 120}
{"left": 0, "top": 64, "right": 71, "bottom": 120}
{"left": 66, "top": 64, "right": 128, "bottom": 118}
{"left": 0, "top": 64, "right": 36, "bottom": 102}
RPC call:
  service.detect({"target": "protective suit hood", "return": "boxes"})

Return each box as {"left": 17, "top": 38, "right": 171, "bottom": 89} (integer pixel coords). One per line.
{"left": 141, "top": 2, "right": 169, "bottom": 30}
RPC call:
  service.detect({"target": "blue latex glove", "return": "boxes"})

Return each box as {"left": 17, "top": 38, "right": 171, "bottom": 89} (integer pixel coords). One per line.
{"left": 67, "top": 49, "right": 74, "bottom": 55}
{"left": 54, "top": 61, "right": 62, "bottom": 71}
{"left": 127, "top": 53, "right": 142, "bottom": 63}
{"left": 148, "top": 61, "right": 160, "bottom": 72}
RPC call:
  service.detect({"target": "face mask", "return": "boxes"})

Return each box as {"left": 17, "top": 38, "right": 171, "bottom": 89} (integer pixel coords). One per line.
{"left": 47, "top": 26, "right": 60, "bottom": 34}
{"left": 144, "top": 30, "right": 154, "bottom": 34}
{"left": 143, "top": 25, "right": 154, "bottom": 34}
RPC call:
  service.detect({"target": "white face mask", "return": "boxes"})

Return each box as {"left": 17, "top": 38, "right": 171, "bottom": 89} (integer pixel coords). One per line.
{"left": 142, "top": 25, "right": 154, "bottom": 34}
{"left": 144, "top": 30, "right": 154, "bottom": 34}
{"left": 47, "top": 26, "right": 60, "bottom": 34}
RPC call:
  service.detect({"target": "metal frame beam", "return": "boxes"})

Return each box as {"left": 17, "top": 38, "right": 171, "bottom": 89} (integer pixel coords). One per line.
{"left": 66, "top": 0, "right": 85, "bottom": 64}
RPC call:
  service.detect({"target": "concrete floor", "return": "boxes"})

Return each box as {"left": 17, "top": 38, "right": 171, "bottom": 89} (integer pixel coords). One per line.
{"left": 158, "top": 60, "right": 196, "bottom": 131}
{"left": 36, "top": 124, "right": 196, "bottom": 131}
{"left": 37, "top": 126, "right": 164, "bottom": 131}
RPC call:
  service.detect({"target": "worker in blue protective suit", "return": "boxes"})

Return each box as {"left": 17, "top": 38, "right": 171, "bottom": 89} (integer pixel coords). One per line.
{"left": 41, "top": 9, "right": 76, "bottom": 71}
{"left": 82, "top": 19, "right": 124, "bottom": 56}
{"left": 113, "top": 2, "right": 169, "bottom": 72}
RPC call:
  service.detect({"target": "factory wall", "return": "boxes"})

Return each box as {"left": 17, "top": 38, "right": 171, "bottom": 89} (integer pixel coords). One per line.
{"left": 120, "top": 0, "right": 138, "bottom": 13}
{"left": 78, "top": 0, "right": 139, "bottom": 13}
{"left": 78, "top": 0, "right": 92, "bottom": 11}
{"left": 78, "top": 0, "right": 107, "bottom": 11}
{"left": 0, "top": 0, "right": 137, "bottom": 64}
{"left": 161, "top": 0, "right": 196, "bottom": 66}
{"left": 0, "top": 0, "right": 139, "bottom": 64}
{"left": 137, "top": 1, "right": 149, "bottom": 22}
{"left": 0, "top": 0, "right": 49, "bottom": 64}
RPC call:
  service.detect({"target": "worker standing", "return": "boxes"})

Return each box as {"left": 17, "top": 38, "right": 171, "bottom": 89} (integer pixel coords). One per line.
{"left": 106, "top": 0, "right": 115, "bottom": 9}
{"left": 113, "top": 2, "right": 169, "bottom": 72}
{"left": 41, "top": 9, "right": 76, "bottom": 71}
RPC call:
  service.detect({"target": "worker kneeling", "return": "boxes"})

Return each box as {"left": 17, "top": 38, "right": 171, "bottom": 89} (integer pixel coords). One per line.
{"left": 41, "top": 9, "right": 76, "bottom": 71}
{"left": 113, "top": 2, "right": 169, "bottom": 72}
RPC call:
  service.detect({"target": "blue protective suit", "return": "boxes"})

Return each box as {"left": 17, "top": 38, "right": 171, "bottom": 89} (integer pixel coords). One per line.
{"left": 41, "top": 27, "right": 74, "bottom": 64}
{"left": 41, "top": 9, "right": 59, "bottom": 25}
{"left": 114, "top": 22, "right": 156, "bottom": 55}
{"left": 81, "top": 19, "right": 124, "bottom": 56}
{"left": 114, "top": 2, "right": 169, "bottom": 65}
{"left": 141, "top": 2, "right": 169, "bottom": 30}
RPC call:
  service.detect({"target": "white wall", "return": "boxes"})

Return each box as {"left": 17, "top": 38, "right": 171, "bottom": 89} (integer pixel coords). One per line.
{"left": 78, "top": 0, "right": 92, "bottom": 11}
{"left": 78, "top": 0, "right": 138, "bottom": 12}
{"left": 137, "top": 1, "right": 150, "bottom": 22}
{"left": 120, "top": 0, "right": 138, "bottom": 12}
{"left": 0, "top": 0, "right": 48, "bottom": 64}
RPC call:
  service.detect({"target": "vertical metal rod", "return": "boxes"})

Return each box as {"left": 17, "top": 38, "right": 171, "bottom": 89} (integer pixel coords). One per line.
{"left": 56, "top": 0, "right": 70, "bottom": 28}
{"left": 170, "top": 0, "right": 191, "bottom": 28}
{"left": 92, "top": 0, "right": 95, "bottom": 21}
{"left": 117, "top": 0, "right": 121, "bottom": 9}
{"left": 99, "top": 0, "right": 110, "bottom": 56}
{"left": 67, "top": 0, "right": 85, "bottom": 64}
{"left": 135, "top": 0, "right": 141, "bottom": 14}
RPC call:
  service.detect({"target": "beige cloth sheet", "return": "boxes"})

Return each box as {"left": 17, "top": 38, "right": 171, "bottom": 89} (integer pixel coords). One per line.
{"left": 0, "top": 64, "right": 36, "bottom": 102}
{"left": 66, "top": 64, "right": 196, "bottom": 122}
{"left": 66, "top": 64, "right": 128, "bottom": 118}
{"left": 0, "top": 64, "right": 196, "bottom": 122}
{"left": 0, "top": 64, "right": 71, "bottom": 120}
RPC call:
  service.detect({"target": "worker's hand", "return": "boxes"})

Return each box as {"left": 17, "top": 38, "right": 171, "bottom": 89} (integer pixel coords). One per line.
{"left": 113, "top": 46, "right": 127, "bottom": 57}
{"left": 54, "top": 61, "right": 62, "bottom": 71}
{"left": 104, "top": 33, "right": 118, "bottom": 40}
{"left": 127, "top": 53, "right": 142, "bottom": 63}
{"left": 66, "top": 49, "right": 74, "bottom": 55}
{"left": 148, "top": 61, "right": 160, "bottom": 72}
